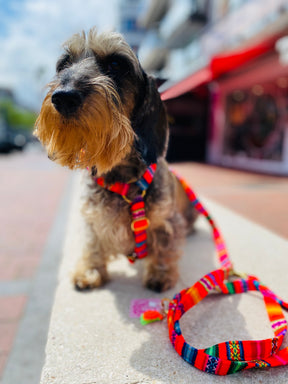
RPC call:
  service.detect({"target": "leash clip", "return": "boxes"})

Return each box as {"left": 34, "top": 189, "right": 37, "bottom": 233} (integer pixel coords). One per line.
{"left": 161, "top": 298, "right": 174, "bottom": 315}
{"left": 229, "top": 269, "right": 248, "bottom": 279}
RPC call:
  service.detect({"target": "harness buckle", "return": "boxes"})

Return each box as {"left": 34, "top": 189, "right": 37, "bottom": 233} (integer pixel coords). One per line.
{"left": 131, "top": 217, "right": 150, "bottom": 232}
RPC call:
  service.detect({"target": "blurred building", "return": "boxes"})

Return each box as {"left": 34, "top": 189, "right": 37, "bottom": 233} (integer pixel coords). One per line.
{"left": 119, "top": 0, "right": 147, "bottom": 51}
{"left": 0, "top": 88, "right": 14, "bottom": 101}
{"left": 137, "top": 0, "right": 288, "bottom": 175}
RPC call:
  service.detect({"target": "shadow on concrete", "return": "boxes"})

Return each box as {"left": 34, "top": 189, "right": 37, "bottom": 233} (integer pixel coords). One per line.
{"left": 102, "top": 227, "right": 288, "bottom": 383}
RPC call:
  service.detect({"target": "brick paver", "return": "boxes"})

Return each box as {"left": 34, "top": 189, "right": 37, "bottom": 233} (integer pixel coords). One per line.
{"left": 0, "top": 323, "right": 19, "bottom": 353}
{"left": 0, "top": 296, "right": 27, "bottom": 321}
{"left": 0, "top": 354, "right": 7, "bottom": 376}
{"left": 0, "top": 148, "right": 69, "bottom": 378}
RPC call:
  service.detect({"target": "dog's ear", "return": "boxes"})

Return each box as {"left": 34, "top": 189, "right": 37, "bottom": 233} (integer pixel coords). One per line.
{"left": 131, "top": 72, "right": 168, "bottom": 165}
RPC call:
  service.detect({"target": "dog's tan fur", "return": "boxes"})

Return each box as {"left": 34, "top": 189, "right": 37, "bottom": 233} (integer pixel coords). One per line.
{"left": 35, "top": 29, "right": 198, "bottom": 292}
{"left": 35, "top": 30, "right": 139, "bottom": 174}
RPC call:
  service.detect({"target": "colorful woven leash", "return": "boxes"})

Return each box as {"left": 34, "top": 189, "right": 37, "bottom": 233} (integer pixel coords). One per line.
{"left": 94, "top": 163, "right": 157, "bottom": 263}
{"left": 141, "top": 169, "right": 288, "bottom": 375}
{"left": 94, "top": 163, "right": 288, "bottom": 374}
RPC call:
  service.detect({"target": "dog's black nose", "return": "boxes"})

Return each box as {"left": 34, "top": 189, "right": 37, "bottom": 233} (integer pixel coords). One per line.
{"left": 51, "top": 89, "right": 83, "bottom": 116}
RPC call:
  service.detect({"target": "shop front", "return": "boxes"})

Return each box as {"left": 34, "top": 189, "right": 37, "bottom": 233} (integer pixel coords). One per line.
{"left": 208, "top": 49, "right": 288, "bottom": 175}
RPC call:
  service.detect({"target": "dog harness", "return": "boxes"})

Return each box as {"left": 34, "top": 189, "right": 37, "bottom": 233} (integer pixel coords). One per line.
{"left": 94, "top": 164, "right": 288, "bottom": 375}
{"left": 94, "top": 163, "right": 157, "bottom": 263}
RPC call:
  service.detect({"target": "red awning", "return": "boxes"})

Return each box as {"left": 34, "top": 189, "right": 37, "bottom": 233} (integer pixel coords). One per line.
{"left": 160, "top": 36, "right": 278, "bottom": 101}
{"left": 210, "top": 38, "right": 274, "bottom": 79}
{"left": 160, "top": 67, "right": 212, "bottom": 101}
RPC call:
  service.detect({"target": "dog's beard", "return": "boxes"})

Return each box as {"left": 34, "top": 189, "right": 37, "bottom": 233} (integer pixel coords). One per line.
{"left": 34, "top": 78, "right": 134, "bottom": 175}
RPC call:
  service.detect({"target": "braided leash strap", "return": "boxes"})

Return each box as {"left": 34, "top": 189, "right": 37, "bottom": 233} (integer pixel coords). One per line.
{"left": 165, "top": 170, "right": 288, "bottom": 375}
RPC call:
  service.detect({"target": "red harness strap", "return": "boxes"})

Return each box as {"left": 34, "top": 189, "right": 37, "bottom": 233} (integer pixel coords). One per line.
{"left": 94, "top": 163, "right": 157, "bottom": 263}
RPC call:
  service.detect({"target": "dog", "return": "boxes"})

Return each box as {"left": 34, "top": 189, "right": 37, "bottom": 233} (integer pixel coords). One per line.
{"left": 35, "top": 28, "right": 198, "bottom": 292}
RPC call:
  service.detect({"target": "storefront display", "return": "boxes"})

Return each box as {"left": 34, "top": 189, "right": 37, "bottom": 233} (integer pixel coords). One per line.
{"left": 224, "top": 79, "right": 287, "bottom": 161}
{"left": 208, "top": 53, "right": 288, "bottom": 175}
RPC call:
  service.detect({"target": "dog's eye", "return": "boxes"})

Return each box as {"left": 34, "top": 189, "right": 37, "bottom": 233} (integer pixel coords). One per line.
{"left": 108, "top": 60, "right": 121, "bottom": 73}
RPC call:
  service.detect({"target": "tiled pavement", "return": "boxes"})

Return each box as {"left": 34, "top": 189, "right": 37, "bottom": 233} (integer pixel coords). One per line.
{"left": 173, "top": 162, "right": 288, "bottom": 239}
{"left": 0, "top": 148, "right": 69, "bottom": 379}
{"left": 0, "top": 151, "right": 287, "bottom": 381}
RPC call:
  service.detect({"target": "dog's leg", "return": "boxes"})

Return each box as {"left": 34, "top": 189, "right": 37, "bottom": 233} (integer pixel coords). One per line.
{"left": 72, "top": 224, "right": 109, "bottom": 290}
{"left": 143, "top": 215, "right": 184, "bottom": 292}
{"left": 144, "top": 256, "right": 179, "bottom": 293}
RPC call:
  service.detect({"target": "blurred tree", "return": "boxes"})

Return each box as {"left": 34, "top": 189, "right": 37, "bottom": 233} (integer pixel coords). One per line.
{"left": 0, "top": 99, "right": 37, "bottom": 131}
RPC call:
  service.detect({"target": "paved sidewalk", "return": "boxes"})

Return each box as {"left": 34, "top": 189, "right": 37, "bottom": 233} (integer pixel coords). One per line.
{"left": 0, "top": 149, "right": 70, "bottom": 381}
{"left": 1, "top": 158, "right": 287, "bottom": 383}
{"left": 40, "top": 170, "right": 288, "bottom": 384}
{"left": 173, "top": 163, "right": 288, "bottom": 239}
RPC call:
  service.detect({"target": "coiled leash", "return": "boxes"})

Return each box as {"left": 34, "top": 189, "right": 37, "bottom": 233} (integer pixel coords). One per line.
{"left": 94, "top": 164, "right": 288, "bottom": 375}
{"left": 143, "top": 169, "right": 288, "bottom": 375}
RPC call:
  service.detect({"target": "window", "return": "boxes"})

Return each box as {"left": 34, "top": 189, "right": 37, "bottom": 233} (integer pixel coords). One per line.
{"left": 223, "top": 78, "right": 288, "bottom": 161}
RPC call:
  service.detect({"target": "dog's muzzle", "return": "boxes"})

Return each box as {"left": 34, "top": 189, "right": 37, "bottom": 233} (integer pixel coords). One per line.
{"left": 52, "top": 88, "right": 83, "bottom": 117}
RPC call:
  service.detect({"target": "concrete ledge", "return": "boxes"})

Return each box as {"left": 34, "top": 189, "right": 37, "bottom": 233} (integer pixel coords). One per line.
{"left": 41, "top": 174, "right": 288, "bottom": 384}
{"left": 1, "top": 175, "right": 74, "bottom": 384}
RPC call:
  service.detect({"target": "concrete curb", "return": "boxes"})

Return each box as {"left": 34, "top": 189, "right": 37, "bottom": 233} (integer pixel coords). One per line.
{"left": 1, "top": 174, "right": 75, "bottom": 384}
{"left": 40, "top": 174, "right": 288, "bottom": 384}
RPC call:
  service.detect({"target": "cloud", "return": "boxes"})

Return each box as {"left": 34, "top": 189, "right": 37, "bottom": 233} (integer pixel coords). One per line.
{"left": 0, "top": 0, "right": 119, "bottom": 110}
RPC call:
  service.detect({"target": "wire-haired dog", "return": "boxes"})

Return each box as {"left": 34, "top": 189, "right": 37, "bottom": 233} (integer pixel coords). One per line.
{"left": 35, "top": 28, "right": 197, "bottom": 292}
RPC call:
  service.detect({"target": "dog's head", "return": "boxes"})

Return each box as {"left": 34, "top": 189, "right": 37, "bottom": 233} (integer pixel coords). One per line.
{"left": 35, "top": 28, "right": 168, "bottom": 175}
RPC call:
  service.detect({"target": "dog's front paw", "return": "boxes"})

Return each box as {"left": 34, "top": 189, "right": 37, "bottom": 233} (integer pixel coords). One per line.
{"left": 144, "top": 266, "right": 178, "bottom": 293}
{"left": 73, "top": 266, "right": 108, "bottom": 291}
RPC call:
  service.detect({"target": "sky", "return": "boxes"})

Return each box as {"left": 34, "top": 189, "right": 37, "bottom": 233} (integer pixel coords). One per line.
{"left": 0, "top": 0, "right": 120, "bottom": 110}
